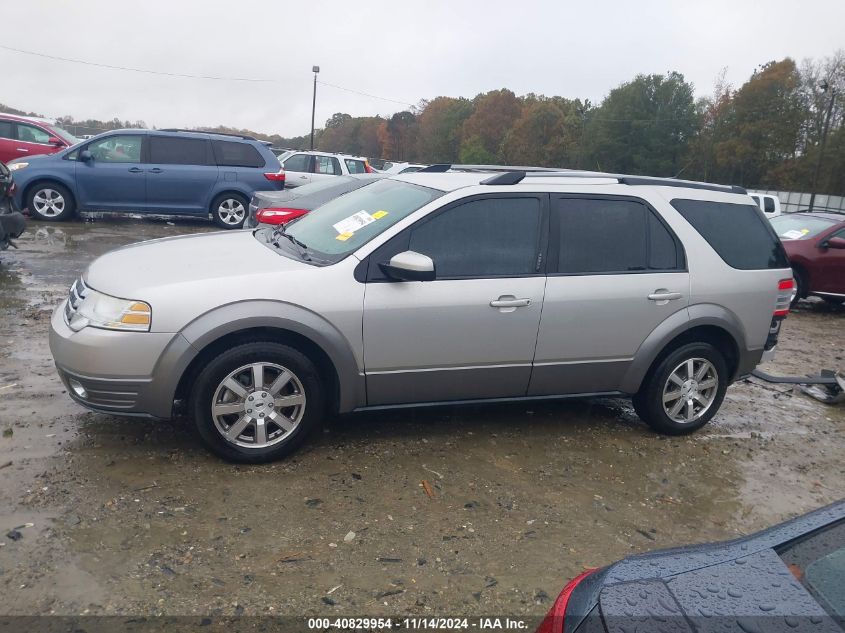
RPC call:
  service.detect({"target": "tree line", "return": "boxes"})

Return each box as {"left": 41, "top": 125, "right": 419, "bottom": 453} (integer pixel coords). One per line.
{"left": 3, "top": 50, "right": 842, "bottom": 194}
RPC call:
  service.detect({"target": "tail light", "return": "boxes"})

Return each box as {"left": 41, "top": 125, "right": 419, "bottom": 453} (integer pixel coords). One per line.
{"left": 264, "top": 169, "right": 286, "bottom": 184}
{"left": 774, "top": 278, "right": 793, "bottom": 317}
{"left": 256, "top": 207, "right": 309, "bottom": 225}
{"left": 537, "top": 569, "right": 598, "bottom": 633}
{"left": 364, "top": 161, "right": 374, "bottom": 174}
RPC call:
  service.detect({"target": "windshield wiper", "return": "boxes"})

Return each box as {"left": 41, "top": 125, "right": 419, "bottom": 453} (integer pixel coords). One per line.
{"left": 270, "top": 226, "right": 311, "bottom": 261}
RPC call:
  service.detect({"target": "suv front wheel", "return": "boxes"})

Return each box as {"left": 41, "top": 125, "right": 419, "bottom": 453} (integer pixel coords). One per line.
{"left": 27, "top": 183, "right": 76, "bottom": 221}
{"left": 189, "top": 342, "right": 325, "bottom": 462}
{"left": 632, "top": 342, "right": 728, "bottom": 435}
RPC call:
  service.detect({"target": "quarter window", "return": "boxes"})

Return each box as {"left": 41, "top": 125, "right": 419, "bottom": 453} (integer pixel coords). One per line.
{"left": 87, "top": 135, "right": 143, "bottom": 163}
{"left": 345, "top": 159, "right": 367, "bottom": 174}
{"left": 15, "top": 123, "right": 51, "bottom": 144}
{"left": 408, "top": 197, "right": 542, "bottom": 278}
{"left": 283, "top": 153, "right": 311, "bottom": 173}
{"left": 554, "top": 198, "right": 681, "bottom": 274}
{"left": 212, "top": 140, "right": 264, "bottom": 168}
{"left": 149, "top": 136, "right": 210, "bottom": 165}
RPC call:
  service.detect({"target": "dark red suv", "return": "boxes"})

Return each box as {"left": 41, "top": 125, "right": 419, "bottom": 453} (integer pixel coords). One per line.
{"left": 770, "top": 212, "right": 845, "bottom": 306}
{"left": 0, "top": 114, "right": 79, "bottom": 164}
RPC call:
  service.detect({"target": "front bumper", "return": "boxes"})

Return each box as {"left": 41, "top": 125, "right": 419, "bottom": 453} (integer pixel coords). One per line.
{"left": 49, "top": 300, "right": 193, "bottom": 418}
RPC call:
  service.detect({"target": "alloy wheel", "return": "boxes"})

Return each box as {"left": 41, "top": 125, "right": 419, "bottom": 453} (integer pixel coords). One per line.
{"left": 32, "top": 188, "right": 66, "bottom": 218}
{"left": 217, "top": 198, "right": 246, "bottom": 225}
{"left": 661, "top": 358, "right": 719, "bottom": 424}
{"left": 211, "top": 362, "right": 306, "bottom": 449}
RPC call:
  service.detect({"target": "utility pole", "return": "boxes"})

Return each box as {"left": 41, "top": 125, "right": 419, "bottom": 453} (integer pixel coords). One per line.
{"left": 310, "top": 66, "right": 320, "bottom": 150}
{"left": 809, "top": 79, "right": 836, "bottom": 212}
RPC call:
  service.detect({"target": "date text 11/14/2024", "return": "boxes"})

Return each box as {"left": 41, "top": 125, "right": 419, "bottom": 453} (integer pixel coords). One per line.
{"left": 306, "top": 617, "right": 530, "bottom": 630}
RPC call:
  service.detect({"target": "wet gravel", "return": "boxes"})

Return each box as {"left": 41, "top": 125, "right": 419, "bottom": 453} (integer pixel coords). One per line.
{"left": 0, "top": 216, "right": 843, "bottom": 617}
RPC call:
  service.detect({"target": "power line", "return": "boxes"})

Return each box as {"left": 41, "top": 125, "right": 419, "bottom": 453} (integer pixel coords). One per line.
{"left": 316, "top": 80, "right": 415, "bottom": 108}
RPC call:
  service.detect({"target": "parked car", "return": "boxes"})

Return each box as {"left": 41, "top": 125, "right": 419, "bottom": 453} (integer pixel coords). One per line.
{"left": 0, "top": 161, "right": 25, "bottom": 253}
{"left": 49, "top": 169, "right": 793, "bottom": 462}
{"left": 0, "top": 113, "right": 79, "bottom": 164}
{"left": 749, "top": 192, "right": 782, "bottom": 218}
{"left": 378, "top": 161, "right": 426, "bottom": 175}
{"left": 8, "top": 129, "right": 284, "bottom": 228}
{"left": 538, "top": 499, "right": 845, "bottom": 633}
{"left": 771, "top": 213, "right": 845, "bottom": 306}
{"left": 276, "top": 150, "right": 373, "bottom": 187}
{"left": 245, "top": 173, "right": 387, "bottom": 228}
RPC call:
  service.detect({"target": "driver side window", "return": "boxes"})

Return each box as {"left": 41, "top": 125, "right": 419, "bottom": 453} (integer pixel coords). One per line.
{"left": 87, "top": 135, "right": 143, "bottom": 163}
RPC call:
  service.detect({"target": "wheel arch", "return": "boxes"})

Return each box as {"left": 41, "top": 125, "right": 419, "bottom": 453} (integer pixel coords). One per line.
{"left": 621, "top": 305, "right": 747, "bottom": 393}
{"left": 209, "top": 187, "right": 251, "bottom": 212}
{"left": 23, "top": 177, "right": 78, "bottom": 212}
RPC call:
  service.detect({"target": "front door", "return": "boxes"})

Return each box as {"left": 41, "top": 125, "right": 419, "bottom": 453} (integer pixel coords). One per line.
{"left": 363, "top": 194, "right": 548, "bottom": 405}
{"left": 530, "top": 195, "right": 690, "bottom": 395}
{"left": 815, "top": 227, "right": 845, "bottom": 295}
{"left": 75, "top": 134, "right": 147, "bottom": 211}
{"left": 281, "top": 153, "right": 313, "bottom": 187}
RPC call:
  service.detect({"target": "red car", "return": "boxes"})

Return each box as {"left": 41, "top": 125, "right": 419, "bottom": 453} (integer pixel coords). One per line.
{"left": 0, "top": 114, "right": 79, "bottom": 164}
{"left": 770, "top": 212, "right": 845, "bottom": 306}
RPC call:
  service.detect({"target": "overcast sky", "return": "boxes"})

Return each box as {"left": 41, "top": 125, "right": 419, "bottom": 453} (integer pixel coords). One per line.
{"left": 4, "top": 0, "right": 844, "bottom": 137}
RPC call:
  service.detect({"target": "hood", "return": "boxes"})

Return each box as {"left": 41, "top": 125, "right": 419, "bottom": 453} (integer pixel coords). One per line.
{"left": 84, "top": 229, "right": 309, "bottom": 297}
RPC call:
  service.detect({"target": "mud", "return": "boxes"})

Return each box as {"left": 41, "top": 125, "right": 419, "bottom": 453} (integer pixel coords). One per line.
{"left": 0, "top": 216, "right": 843, "bottom": 617}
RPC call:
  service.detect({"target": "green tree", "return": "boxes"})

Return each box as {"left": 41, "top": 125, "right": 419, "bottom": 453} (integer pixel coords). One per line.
{"left": 501, "top": 95, "right": 585, "bottom": 167}
{"left": 460, "top": 89, "right": 522, "bottom": 162}
{"left": 415, "top": 97, "right": 473, "bottom": 163}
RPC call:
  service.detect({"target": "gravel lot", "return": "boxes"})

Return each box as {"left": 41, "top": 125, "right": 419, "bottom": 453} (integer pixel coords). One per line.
{"left": 0, "top": 217, "right": 843, "bottom": 619}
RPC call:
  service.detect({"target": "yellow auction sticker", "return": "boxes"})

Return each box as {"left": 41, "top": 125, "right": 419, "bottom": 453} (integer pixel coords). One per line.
{"left": 372, "top": 210, "right": 389, "bottom": 219}
{"left": 335, "top": 232, "right": 354, "bottom": 241}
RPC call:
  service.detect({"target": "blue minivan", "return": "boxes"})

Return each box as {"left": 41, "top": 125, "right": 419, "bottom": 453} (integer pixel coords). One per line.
{"left": 8, "top": 129, "right": 285, "bottom": 229}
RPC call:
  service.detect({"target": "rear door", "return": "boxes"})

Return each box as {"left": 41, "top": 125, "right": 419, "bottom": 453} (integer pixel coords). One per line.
{"left": 530, "top": 195, "right": 689, "bottom": 395}
{"left": 363, "top": 194, "right": 548, "bottom": 405}
{"left": 75, "top": 134, "right": 147, "bottom": 210}
{"left": 146, "top": 135, "right": 216, "bottom": 214}
{"left": 281, "top": 153, "right": 313, "bottom": 187}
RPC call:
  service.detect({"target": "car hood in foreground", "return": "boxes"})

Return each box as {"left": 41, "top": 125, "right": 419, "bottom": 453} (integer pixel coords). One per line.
{"left": 84, "top": 230, "right": 309, "bottom": 299}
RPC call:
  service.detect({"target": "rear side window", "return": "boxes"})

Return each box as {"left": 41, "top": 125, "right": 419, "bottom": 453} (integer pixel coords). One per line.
{"left": 764, "top": 196, "right": 776, "bottom": 213}
{"left": 409, "top": 197, "right": 542, "bottom": 278}
{"left": 314, "top": 155, "right": 340, "bottom": 175}
{"left": 0, "top": 121, "right": 12, "bottom": 140}
{"left": 149, "top": 136, "right": 210, "bottom": 165}
{"left": 671, "top": 199, "right": 789, "bottom": 269}
{"left": 345, "top": 159, "right": 367, "bottom": 174}
{"left": 554, "top": 197, "right": 683, "bottom": 274}
{"left": 212, "top": 140, "right": 264, "bottom": 168}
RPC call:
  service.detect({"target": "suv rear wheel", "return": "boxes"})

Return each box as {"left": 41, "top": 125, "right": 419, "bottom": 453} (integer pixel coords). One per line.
{"left": 189, "top": 342, "right": 325, "bottom": 462}
{"left": 27, "top": 182, "right": 75, "bottom": 221}
{"left": 212, "top": 193, "right": 248, "bottom": 229}
{"left": 632, "top": 342, "right": 728, "bottom": 435}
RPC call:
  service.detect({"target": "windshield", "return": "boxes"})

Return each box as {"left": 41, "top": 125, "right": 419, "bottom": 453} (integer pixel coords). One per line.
{"left": 770, "top": 215, "right": 836, "bottom": 240}
{"left": 282, "top": 179, "right": 444, "bottom": 262}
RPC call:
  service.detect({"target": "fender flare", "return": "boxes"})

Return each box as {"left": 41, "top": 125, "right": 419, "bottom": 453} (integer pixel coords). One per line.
{"left": 620, "top": 304, "right": 748, "bottom": 393}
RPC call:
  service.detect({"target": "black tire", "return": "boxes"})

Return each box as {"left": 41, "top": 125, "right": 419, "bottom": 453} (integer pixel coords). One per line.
{"left": 189, "top": 342, "right": 325, "bottom": 463}
{"left": 211, "top": 192, "right": 249, "bottom": 229}
{"left": 26, "top": 182, "right": 76, "bottom": 221}
{"left": 790, "top": 267, "right": 806, "bottom": 307}
{"left": 632, "top": 342, "right": 728, "bottom": 436}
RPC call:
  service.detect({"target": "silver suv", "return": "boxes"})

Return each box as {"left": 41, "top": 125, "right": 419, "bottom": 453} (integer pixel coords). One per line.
{"left": 49, "top": 168, "right": 794, "bottom": 462}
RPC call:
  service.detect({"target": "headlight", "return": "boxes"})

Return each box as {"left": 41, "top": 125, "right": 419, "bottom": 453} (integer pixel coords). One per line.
{"left": 8, "top": 162, "right": 28, "bottom": 171}
{"left": 74, "top": 289, "right": 152, "bottom": 332}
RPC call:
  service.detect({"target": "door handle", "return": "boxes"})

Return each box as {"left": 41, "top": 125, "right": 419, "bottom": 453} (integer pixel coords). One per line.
{"left": 128, "top": 167, "right": 143, "bottom": 173}
{"left": 147, "top": 168, "right": 163, "bottom": 174}
{"left": 648, "top": 290, "right": 683, "bottom": 303}
{"left": 490, "top": 297, "right": 531, "bottom": 308}
{"left": 16, "top": 148, "right": 28, "bottom": 152}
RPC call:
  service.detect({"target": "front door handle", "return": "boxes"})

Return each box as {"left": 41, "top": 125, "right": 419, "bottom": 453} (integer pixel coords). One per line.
{"left": 648, "top": 290, "right": 683, "bottom": 305}
{"left": 147, "top": 168, "right": 163, "bottom": 174}
{"left": 490, "top": 296, "right": 531, "bottom": 311}
{"left": 16, "top": 148, "right": 28, "bottom": 152}
{"left": 128, "top": 167, "right": 143, "bottom": 173}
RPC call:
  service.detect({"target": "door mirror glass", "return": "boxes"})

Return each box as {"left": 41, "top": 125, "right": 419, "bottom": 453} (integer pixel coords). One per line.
{"left": 379, "top": 250, "right": 435, "bottom": 281}
{"left": 824, "top": 236, "right": 845, "bottom": 250}
{"left": 79, "top": 150, "right": 93, "bottom": 162}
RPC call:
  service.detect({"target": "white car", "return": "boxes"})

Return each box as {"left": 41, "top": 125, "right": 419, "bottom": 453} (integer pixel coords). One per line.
{"left": 749, "top": 193, "right": 782, "bottom": 219}
{"left": 378, "top": 161, "right": 426, "bottom": 175}
{"left": 277, "top": 150, "right": 373, "bottom": 187}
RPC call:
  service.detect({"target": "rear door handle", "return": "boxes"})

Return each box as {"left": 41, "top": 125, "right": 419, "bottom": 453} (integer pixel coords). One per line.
{"left": 128, "top": 167, "right": 144, "bottom": 173}
{"left": 648, "top": 291, "right": 682, "bottom": 303}
{"left": 147, "top": 168, "right": 163, "bottom": 174}
{"left": 16, "top": 148, "right": 28, "bottom": 152}
{"left": 490, "top": 297, "right": 531, "bottom": 308}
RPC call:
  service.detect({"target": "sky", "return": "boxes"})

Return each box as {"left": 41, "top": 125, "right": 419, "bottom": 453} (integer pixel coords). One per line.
{"left": 4, "top": 0, "right": 844, "bottom": 137}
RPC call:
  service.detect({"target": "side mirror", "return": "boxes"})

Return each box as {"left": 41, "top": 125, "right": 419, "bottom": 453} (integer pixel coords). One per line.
{"left": 48, "top": 136, "right": 64, "bottom": 147}
{"left": 823, "top": 236, "right": 845, "bottom": 250}
{"left": 379, "top": 250, "right": 435, "bottom": 281}
{"left": 79, "top": 150, "right": 93, "bottom": 162}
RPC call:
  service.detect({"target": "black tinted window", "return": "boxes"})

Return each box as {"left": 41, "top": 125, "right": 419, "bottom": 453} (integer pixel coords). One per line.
{"left": 283, "top": 153, "right": 311, "bottom": 172}
{"left": 0, "top": 121, "right": 12, "bottom": 140}
{"left": 671, "top": 199, "right": 789, "bottom": 269}
{"left": 212, "top": 140, "right": 264, "bottom": 168}
{"left": 764, "top": 197, "right": 776, "bottom": 213}
{"left": 408, "top": 197, "right": 542, "bottom": 278}
{"left": 345, "top": 159, "right": 367, "bottom": 174}
{"left": 150, "top": 136, "right": 209, "bottom": 165}
{"left": 649, "top": 212, "right": 679, "bottom": 269}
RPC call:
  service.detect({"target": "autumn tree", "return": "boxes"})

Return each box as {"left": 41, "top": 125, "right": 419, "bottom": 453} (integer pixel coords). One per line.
{"left": 415, "top": 97, "right": 473, "bottom": 163}
{"left": 501, "top": 95, "right": 586, "bottom": 167}
{"left": 460, "top": 89, "right": 522, "bottom": 162}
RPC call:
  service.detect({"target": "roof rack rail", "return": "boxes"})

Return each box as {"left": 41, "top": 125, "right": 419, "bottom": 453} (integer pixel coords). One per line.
{"left": 480, "top": 171, "right": 527, "bottom": 185}
{"left": 417, "top": 164, "right": 451, "bottom": 172}
{"left": 617, "top": 176, "right": 747, "bottom": 195}
{"left": 158, "top": 128, "right": 258, "bottom": 141}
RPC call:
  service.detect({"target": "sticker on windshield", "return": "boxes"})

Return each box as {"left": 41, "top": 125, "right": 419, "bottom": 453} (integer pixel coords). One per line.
{"left": 333, "top": 210, "right": 376, "bottom": 235}
{"left": 782, "top": 230, "right": 804, "bottom": 240}
{"left": 372, "top": 210, "right": 389, "bottom": 219}
{"left": 335, "top": 232, "right": 354, "bottom": 241}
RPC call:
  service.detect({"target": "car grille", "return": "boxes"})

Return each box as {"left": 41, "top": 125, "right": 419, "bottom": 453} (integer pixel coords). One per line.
{"left": 64, "top": 277, "right": 89, "bottom": 323}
